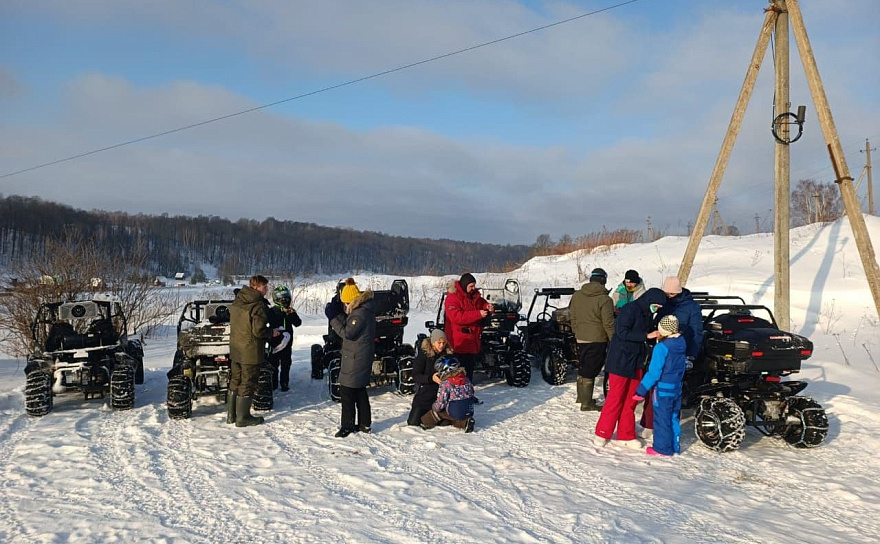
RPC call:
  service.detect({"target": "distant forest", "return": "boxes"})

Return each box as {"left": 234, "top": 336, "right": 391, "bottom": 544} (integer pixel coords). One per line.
{"left": 0, "top": 195, "right": 531, "bottom": 279}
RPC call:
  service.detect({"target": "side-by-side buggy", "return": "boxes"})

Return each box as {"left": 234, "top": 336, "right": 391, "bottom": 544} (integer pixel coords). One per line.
{"left": 166, "top": 299, "right": 275, "bottom": 419}
{"left": 687, "top": 301, "right": 828, "bottom": 452}
{"left": 24, "top": 295, "right": 144, "bottom": 416}
{"left": 423, "top": 278, "right": 530, "bottom": 388}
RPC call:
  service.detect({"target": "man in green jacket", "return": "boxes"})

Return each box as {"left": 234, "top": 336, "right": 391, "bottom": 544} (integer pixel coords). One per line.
{"left": 569, "top": 268, "right": 615, "bottom": 411}
{"left": 228, "top": 274, "right": 276, "bottom": 427}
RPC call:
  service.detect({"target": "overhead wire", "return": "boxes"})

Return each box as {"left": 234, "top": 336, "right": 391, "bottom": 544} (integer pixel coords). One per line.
{"left": 1, "top": 0, "right": 646, "bottom": 180}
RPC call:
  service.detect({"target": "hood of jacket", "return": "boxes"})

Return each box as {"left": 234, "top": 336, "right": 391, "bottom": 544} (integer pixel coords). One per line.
{"left": 235, "top": 285, "right": 265, "bottom": 306}
{"left": 450, "top": 280, "right": 481, "bottom": 299}
{"left": 420, "top": 337, "right": 454, "bottom": 358}
{"left": 579, "top": 281, "right": 610, "bottom": 297}
{"left": 345, "top": 289, "right": 374, "bottom": 313}
{"left": 635, "top": 287, "right": 667, "bottom": 310}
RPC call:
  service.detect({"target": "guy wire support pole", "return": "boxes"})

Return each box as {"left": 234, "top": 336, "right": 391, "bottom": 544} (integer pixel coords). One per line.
{"left": 773, "top": 0, "right": 791, "bottom": 330}
{"left": 787, "top": 0, "right": 880, "bottom": 320}
{"left": 677, "top": 9, "right": 777, "bottom": 285}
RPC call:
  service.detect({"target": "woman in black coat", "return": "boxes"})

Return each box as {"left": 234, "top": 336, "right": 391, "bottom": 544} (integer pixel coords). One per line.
{"left": 594, "top": 288, "right": 667, "bottom": 448}
{"left": 407, "top": 329, "right": 453, "bottom": 426}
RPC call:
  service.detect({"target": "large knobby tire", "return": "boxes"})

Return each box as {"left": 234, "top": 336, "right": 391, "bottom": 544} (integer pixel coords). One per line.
{"left": 540, "top": 349, "right": 567, "bottom": 386}
{"left": 166, "top": 375, "right": 193, "bottom": 420}
{"left": 110, "top": 364, "right": 136, "bottom": 411}
{"left": 782, "top": 396, "right": 828, "bottom": 448}
{"left": 252, "top": 365, "right": 274, "bottom": 412}
{"left": 695, "top": 397, "right": 746, "bottom": 452}
{"left": 327, "top": 357, "right": 342, "bottom": 403}
{"left": 394, "top": 356, "right": 415, "bottom": 395}
{"left": 506, "top": 352, "right": 531, "bottom": 388}
{"left": 25, "top": 371, "right": 53, "bottom": 417}
{"left": 310, "top": 344, "right": 325, "bottom": 380}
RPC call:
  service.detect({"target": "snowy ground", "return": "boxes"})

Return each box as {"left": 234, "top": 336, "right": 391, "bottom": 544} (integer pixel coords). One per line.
{"left": 2, "top": 217, "right": 880, "bottom": 543}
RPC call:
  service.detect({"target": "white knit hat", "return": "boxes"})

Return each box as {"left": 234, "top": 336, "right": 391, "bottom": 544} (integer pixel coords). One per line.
{"left": 657, "top": 315, "right": 680, "bottom": 337}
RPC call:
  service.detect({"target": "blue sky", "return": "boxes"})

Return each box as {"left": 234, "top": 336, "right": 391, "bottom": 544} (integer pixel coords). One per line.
{"left": 1, "top": 0, "right": 878, "bottom": 244}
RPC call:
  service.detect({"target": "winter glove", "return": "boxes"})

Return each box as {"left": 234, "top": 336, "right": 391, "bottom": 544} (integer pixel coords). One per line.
{"left": 685, "top": 356, "right": 695, "bottom": 371}
{"left": 631, "top": 394, "right": 645, "bottom": 403}
{"left": 324, "top": 297, "right": 344, "bottom": 321}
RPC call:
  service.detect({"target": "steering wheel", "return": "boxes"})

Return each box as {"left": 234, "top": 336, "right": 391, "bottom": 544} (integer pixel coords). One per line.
{"left": 536, "top": 311, "right": 553, "bottom": 322}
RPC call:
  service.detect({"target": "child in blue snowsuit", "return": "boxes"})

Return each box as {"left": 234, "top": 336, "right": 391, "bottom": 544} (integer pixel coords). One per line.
{"left": 633, "top": 315, "right": 687, "bottom": 456}
{"left": 420, "top": 355, "right": 476, "bottom": 433}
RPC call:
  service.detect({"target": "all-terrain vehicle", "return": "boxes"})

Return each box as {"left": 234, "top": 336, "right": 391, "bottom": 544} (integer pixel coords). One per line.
{"left": 311, "top": 279, "right": 415, "bottom": 402}
{"left": 520, "top": 287, "right": 583, "bottom": 386}
{"left": 422, "top": 278, "right": 530, "bottom": 387}
{"left": 687, "top": 302, "right": 828, "bottom": 452}
{"left": 166, "top": 299, "right": 274, "bottom": 419}
{"left": 23, "top": 295, "right": 144, "bottom": 416}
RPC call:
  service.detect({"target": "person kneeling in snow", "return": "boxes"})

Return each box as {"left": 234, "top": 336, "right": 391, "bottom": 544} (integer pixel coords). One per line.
{"left": 632, "top": 315, "right": 687, "bottom": 457}
{"left": 420, "top": 356, "right": 475, "bottom": 433}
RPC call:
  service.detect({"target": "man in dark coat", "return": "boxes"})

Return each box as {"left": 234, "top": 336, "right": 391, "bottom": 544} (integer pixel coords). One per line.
{"left": 594, "top": 288, "right": 667, "bottom": 447}
{"left": 407, "top": 329, "right": 453, "bottom": 426}
{"left": 444, "top": 273, "right": 493, "bottom": 383}
{"left": 569, "top": 267, "right": 615, "bottom": 411}
{"left": 229, "top": 275, "right": 276, "bottom": 427}
{"left": 327, "top": 279, "right": 376, "bottom": 437}
{"left": 267, "top": 285, "right": 302, "bottom": 392}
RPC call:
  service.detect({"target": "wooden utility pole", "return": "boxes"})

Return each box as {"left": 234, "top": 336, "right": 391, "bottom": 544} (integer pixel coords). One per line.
{"left": 773, "top": 0, "right": 791, "bottom": 329}
{"left": 866, "top": 139, "right": 875, "bottom": 214}
{"left": 787, "top": 0, "right": 880, "bottom": 319}
{"left": 755, "top": 214, "right": 761, "bottom": 234}
{"left": 678, "top": 10, "right": 776, "bottom": 284}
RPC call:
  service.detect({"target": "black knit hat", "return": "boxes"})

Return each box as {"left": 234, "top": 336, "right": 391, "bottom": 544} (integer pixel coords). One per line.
{"left": 624, "top": 269, "right": 642, "bottom": 284}
{"left": 459, "top": 273, "right": 477, "bottom": 288}
{"left": 590, "top": 268, "right": 608, "bottom": 283}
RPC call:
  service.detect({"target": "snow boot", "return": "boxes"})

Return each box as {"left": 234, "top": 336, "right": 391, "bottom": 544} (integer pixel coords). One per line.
{"left": 225, "top": 391, "right": 237, "bottom": 424}
{"left": 335, "top": 428, "right": 354, "bottom": 438}
{"left": 579, "top": 378, "right": 601, "bottom": 411}
{"left": 575, "top": 376, "right": 586, "bottom": 404}
{"left": 646, "top": 446, "right": 672, "bottom": 457}
{"left": 235, "top": 396, "right": 264, "bottom": 427}
{"left": 593, "top": 435, "right": 610, "bottom": 447}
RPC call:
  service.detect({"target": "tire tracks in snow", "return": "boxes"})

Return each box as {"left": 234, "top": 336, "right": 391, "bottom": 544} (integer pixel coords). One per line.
{"left": 0, "top": 412, "right": 34, "bottom": 541}
{"left": 264, "top": 422, "right": 445, "bottom": 543}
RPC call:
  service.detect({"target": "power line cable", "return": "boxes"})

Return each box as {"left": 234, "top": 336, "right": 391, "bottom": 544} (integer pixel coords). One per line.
{"left": 1, "top": 0, "right": 646, "bottom": 180}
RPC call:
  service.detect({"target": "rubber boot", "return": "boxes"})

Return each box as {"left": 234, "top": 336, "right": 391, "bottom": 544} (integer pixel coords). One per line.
{"left": 235, "top": 396, "right": 264, "bottom": 427}
{"left": 575, "top": 376, "right": 585, "bottom": 404}
{"left": 226, "top": 391, "right": 237, "bottom": 424}
{"left": 580, "top": 378, "right": 600, "bottom": 412}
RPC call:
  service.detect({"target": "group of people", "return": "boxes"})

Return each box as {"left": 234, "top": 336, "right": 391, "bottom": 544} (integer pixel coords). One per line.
{"left": 228, "top": 269, "right": 704, "bottom": 457}
{"left": 570, "top": 268, "right": 703, "bottom": 457}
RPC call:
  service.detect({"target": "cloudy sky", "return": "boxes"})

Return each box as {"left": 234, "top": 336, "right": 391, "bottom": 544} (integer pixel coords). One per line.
{"left": 1, "top": 0, "right": 877, "bottom": 244}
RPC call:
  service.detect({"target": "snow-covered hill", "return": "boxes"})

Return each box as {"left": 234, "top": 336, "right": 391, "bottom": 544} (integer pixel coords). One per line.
{"left": 2, "top": 216, "right": 879, "bottom": 543}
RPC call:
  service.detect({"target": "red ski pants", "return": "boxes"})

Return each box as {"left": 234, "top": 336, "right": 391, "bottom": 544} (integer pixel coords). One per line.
{"left": 595, "top": 371, "right": 643, "bottom": 441}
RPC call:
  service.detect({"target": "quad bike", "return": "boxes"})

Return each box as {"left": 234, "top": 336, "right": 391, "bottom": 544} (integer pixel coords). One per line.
{"left": 687, "top": 302, "right": 828, "bottom": 452}
{"left": 166, "top": 299, "right": 274, "bottom": 419}
{"left": 311, "top": 279, "right": 415, "bottom": 402}
{"left": 423, "top": 278, "right": 530, "bottom": 388}
{"left": 23, "top": 295, "right": 144, "bottom": 416}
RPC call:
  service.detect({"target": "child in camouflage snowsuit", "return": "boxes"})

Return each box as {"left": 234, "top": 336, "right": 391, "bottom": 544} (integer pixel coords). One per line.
{"left": 420, "top": 356, "right": 476, "bottom": 433}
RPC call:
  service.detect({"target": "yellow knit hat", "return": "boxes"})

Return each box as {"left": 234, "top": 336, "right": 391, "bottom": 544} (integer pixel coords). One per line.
{"left": 340, "top": 278, "right": 362, "bottom": 304}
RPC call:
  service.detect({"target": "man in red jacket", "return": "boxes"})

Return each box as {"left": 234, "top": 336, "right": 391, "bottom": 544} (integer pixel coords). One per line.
{"left": 444, "top": 273, "right": 494, "bottom": 394}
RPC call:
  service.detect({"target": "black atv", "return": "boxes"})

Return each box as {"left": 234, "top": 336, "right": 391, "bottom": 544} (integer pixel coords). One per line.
{"left": 520, "top": 287, "right": 582, "bottom": 386}
{"left": 423, "top": 278, "right": 530, "bottom": 387}
{"left": 311, "top": 279, "right": 415, "bottom": 402}
{"left": 23, "top": 296, "right": 144, "bottom": 416}
{"left": 166, "top": 300, "right": 274, "bottom": 419}
{"left": 687, "top": 302, "right": 828, "bottom": 452}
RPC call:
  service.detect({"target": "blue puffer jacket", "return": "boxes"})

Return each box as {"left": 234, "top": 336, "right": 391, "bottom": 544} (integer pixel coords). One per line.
{"left": 604, "top": 288, "right": 668, "bottom": 379}
{"left": 656, "top": 288, "right": 704, "bottom": 359}
{"left": 636, "top": 335, "right": 687, "bottom": 398}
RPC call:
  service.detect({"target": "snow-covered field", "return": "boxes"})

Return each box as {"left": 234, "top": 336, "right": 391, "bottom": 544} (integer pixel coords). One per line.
{"left": 2, "top": 217, "right": 880, "bottom": 543}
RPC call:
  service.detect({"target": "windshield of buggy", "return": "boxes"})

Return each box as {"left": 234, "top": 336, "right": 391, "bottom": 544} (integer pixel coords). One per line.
{"left": 480, "top": 279, "right": 521, "bottom": 314}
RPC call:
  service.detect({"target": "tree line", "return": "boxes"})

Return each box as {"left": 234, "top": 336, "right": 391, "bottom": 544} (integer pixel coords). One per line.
{"left": 0, "top": 195, "right": 530, "bottom": 278}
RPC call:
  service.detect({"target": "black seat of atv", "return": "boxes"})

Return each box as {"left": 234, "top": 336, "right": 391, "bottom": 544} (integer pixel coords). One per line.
{"left": 709, "top": 312, "right": 774, "bottom": 333}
